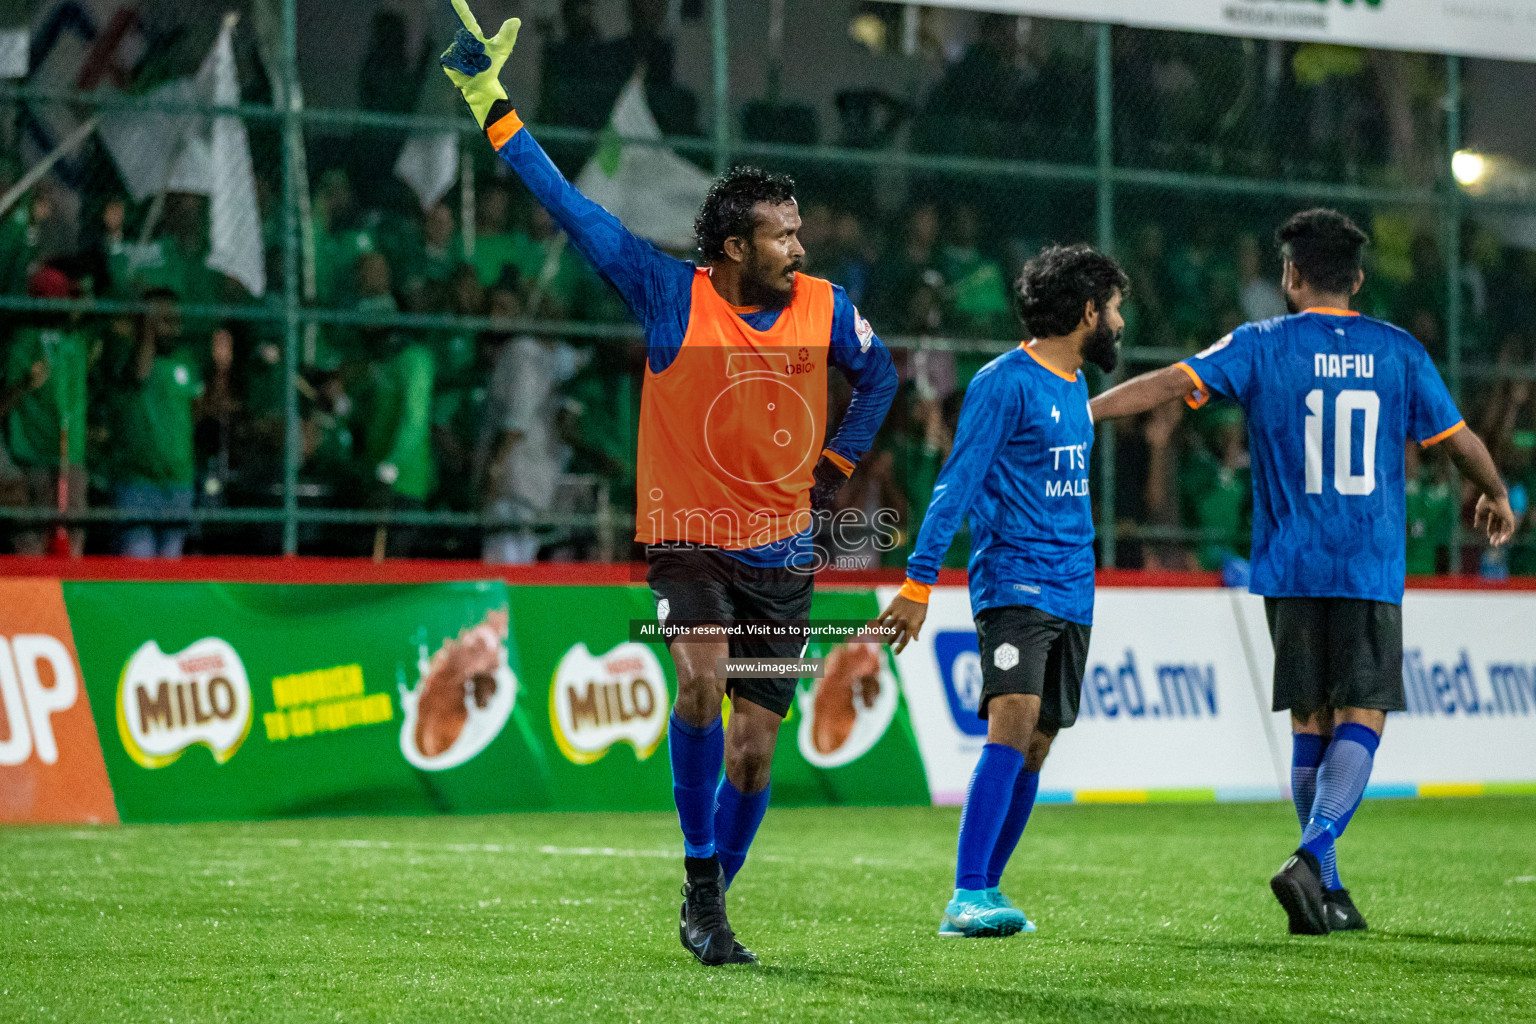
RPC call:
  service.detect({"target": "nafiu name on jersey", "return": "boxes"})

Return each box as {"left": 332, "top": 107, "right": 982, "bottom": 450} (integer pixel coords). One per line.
{"left": 1179, "top": 309, "right": 1463, "bottom": 603}
{"left": 907, "top": 345, "right": 1096, "bottom": 625}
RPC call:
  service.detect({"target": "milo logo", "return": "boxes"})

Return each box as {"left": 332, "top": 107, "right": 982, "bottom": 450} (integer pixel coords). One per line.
{"left": 115, "top": 638, "right": 252, "bottom": 769}
{"left": 550, "top": 642, "right": 668, "bottom": 765}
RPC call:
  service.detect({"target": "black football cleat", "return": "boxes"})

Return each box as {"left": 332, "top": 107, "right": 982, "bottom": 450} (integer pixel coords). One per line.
{"left": 723, "top": 939, "right": 759, "bottom": 965}
{"left": 679, "top": 859, "right": 736, "bottom": 966}
{"left": 1323, "top": 888, "right": 1367, "bottom": 932}
{"left": 1270, "top": 848, "right": 1330, "bottom": 935}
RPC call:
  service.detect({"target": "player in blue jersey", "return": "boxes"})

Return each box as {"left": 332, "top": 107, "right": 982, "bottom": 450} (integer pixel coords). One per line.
{"left": 878, "top": 244, "right": 1128, "bottom": 938}
{"left": 1091, "top": 210, "right": 1516, "bottom": 936}
{"left": 442, "top": 1, "right": 898, "bottom": 966}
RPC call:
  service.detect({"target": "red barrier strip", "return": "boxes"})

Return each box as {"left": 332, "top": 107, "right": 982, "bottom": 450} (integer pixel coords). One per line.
{"left": 1, "top": 556, "right": 1531, "bottom": 591}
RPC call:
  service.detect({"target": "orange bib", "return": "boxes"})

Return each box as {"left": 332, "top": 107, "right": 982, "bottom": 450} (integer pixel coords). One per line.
{"left": 635, "top": 269, "right": 835, "bottom": 549}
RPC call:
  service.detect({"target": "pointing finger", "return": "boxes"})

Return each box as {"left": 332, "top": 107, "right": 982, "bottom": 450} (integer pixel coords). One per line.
{"left": 451, "top": 0, "right": 485, "bottom": 41}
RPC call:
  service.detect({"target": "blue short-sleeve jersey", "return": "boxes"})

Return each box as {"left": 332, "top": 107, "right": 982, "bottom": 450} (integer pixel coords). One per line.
{"left": 1180, "top": 309, "right": 1464, "bottom": 604}
{"left": 906, "top": 346, "right": 1096, "bottom": 624}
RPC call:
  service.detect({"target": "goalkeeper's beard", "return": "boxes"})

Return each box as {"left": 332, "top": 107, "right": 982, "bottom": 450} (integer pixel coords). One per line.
{"left": 1083, "top": 319, "right": 1123, "bottom": 373}
{"left": 740, "top": 243, "right": 801, "bottom": 312}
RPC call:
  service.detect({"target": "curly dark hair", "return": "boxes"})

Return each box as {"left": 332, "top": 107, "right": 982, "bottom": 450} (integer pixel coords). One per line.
{"left": 694, "top": 166, "right": 797, "bottom": 263}
{"left": 1276, "top": 208, "right": 1369, "bottom": 294}
{"left": 1013, "top": 244, "right": 1129, "bottom": 338}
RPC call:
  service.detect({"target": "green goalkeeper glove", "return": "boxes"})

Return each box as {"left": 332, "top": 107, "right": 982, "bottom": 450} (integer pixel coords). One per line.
{"left": 440, "top": 0, "right": 521, "bottom": 129}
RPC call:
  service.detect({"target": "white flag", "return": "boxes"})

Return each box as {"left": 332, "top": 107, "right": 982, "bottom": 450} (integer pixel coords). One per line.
{"left": 96, "top": 14, "right": 265, "bottom": 298}
{"left": 574, "top": 74, "right": 711, "bottom": 252}
{"left": 395, "top": 131, "right": 460, "bottom": 212}
{"left": 395, "top": 14, "right": 462, "bottom": 213}
{"left": 96, "top": 76, "right": 201, "bottom": 203}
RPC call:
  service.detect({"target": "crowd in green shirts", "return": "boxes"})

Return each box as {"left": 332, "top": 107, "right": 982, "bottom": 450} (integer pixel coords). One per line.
{"left": 3, "top": 158, "right": 1534, "bottom": 571}
{"left": 0, "top": 175, "right": 628, "bottom": 561}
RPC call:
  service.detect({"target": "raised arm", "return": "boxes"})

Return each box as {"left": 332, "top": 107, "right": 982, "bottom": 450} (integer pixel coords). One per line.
{"left": 1088, "top": 363, "right": 1194, "bottom": 422}
{"left": 441, "top": 0, "right": 690, "bottom": 325}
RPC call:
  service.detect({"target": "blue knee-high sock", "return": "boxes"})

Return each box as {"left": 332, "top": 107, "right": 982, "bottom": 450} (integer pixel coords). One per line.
{"left": 1300, "top": 722, "right": 1380, "bottom": 892}
{"left": 668, "top": 712, "right": 724, "bottom": 859}
{"left": 714, "top": 777, "right": 770, "bottom": 888}
{"left": 955, "top": 743, "right": 1025, "bottom": 892}
{"left": 985, "top": 769, "right": 1040, "bottom": 890}
{"left": 1291, "top": 733, "right": 1326, "bottom": 831}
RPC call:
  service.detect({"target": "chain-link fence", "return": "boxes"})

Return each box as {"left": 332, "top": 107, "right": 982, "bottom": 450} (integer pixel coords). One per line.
{"left": 0, "top": 0, "right": 1532, "bottom": 574}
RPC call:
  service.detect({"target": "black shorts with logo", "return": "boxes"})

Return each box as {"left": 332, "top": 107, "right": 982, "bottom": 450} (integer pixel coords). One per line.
{"left": 1264, "top": 597, "right": 1405, "bottom": 716}
{"left": 974, "top": 604, "right": 1091, "bottom": 733}
{"left": 646, "top": 545, "right": 814, "bottom": 718}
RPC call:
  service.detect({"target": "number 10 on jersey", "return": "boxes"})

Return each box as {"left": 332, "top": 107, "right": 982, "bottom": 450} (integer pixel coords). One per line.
{"left": 1304, "top": 389, "right": 1380, "bottom": 496}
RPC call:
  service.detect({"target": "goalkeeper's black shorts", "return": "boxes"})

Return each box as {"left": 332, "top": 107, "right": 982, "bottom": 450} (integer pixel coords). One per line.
{"left": 646, "top": 544, "right": 813, "bottom": 719}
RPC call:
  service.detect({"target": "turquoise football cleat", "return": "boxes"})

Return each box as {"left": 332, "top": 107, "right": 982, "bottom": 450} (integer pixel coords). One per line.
{"left": 986, "top": 887, "right": 1037, "bottom": 932}
{"left": 938, "top": 888, "right": 1027, "bottom": 938}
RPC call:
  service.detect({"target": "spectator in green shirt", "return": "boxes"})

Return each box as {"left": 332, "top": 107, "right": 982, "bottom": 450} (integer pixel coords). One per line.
{"left": 432, "top": 266, "right": 491, "bottom": 514}
{"left": 472, "top": 185, "right": 522, "bottom": 289}
{"left": 1506, "top": 430, "right": 1536, "bottom": 577}
{"left": 397, "top": 203, "right": 465, "bottom": 302}
{"left": 0, "top": 185, "right": 69, "bottom": 296}
{"left": 5, "top": 267, "right": 97, "bottom": 555}
{"left": 121, "top": 195, "right": 221, "bottom": 307}
{"left": 312, "top": 169, "right": 382, "bottom": 305}
{"left": 110, "top": 289, "right": 204, "bottom": 558}
{"left": 939, "top": 205, "right": 1012, "bottom": 338}
{"left": 363, "top": 327, "right": 437, "bottom": 556}
{"left": 1404, "top": 441, "right": 1455, "bottom": 576}
{"left": 1179, "top": 406, "right": 1253, "bottom": 572}
{"left": 899, "top": 384, "right": 971, "bottom": 570}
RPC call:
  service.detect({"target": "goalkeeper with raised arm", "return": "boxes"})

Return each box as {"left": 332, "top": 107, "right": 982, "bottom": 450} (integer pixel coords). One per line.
{"left": 442, "top": 1, "right": 898, "bottom": 967}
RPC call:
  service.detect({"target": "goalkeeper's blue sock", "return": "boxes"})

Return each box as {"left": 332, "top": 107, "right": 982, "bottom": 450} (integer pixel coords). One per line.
{"left": 714, "top": 776, "right": 769, "bottom": 889}
{"left": 668, "top": 712, "right": 723, "bottom": 858}
{"left": 985, "top": 769, "right": 1040, "bottom": 889}
{"left": 1291, "top": 732, "right": 1326, "bottom": 831}
{"left": 1299, "top": 722, "right": 1380, "bottom": 892}
{"left": 955, "top": 743, "right": 1024, "bottom": 891}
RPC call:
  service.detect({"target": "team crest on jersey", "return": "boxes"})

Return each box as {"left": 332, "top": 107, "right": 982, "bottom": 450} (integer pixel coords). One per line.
{"left": 854, "top": 309, "right": 873, "bottom": 353}
{"left": 1196, "top": 334, "right": 1233, "bottom": 360}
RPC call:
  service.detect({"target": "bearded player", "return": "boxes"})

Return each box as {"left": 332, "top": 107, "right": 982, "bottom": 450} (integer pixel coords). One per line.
{"left": 879, "top": 245, "right": 1127, "bottom": 937}
{"left": 1091, "top": 209, "right": 1515, "bottom": 935}
{"left": 442, "top": 2, "right": 898, "bottom": 966}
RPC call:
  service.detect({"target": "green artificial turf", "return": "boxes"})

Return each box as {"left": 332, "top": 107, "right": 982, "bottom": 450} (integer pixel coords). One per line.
{"left": 2, "top": 798, "right": 1534, "bottom": 1023}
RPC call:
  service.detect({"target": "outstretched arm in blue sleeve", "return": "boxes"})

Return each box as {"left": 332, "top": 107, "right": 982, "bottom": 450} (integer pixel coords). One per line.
{"left": 904, "top": 366, "right": 1022, "bottom": 585}
{"left": 487, "top": 116, "right": 693, "bottom": 330}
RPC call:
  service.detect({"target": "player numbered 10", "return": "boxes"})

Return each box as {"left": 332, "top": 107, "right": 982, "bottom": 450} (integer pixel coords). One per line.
{"left": 1304, "top": 388, "right": 1380, "bottom": 496}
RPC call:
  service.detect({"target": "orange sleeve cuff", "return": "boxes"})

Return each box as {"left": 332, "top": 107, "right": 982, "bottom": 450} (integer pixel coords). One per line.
{"left": 897, "top": 578, "right": 932, "bottom": 604}
{"left": 821, "top": 449, "right": 855, "bottom": 477}
{"left": 1420, "top": 420, "right": 1466, "bottom": 448}
{"left": 1176, "top": 362, "right": 1209, "bottom": 410}
{"left": 487, "top": 109, "right": 524, "bottom": 150}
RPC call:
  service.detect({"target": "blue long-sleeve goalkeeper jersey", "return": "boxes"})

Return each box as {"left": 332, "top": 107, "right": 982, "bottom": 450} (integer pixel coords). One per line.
{"left": 905, "top": 345, "right": 1097, "bottom": 625}
{"left": 488, "top": 113, "right": 898, "bottom": 567}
